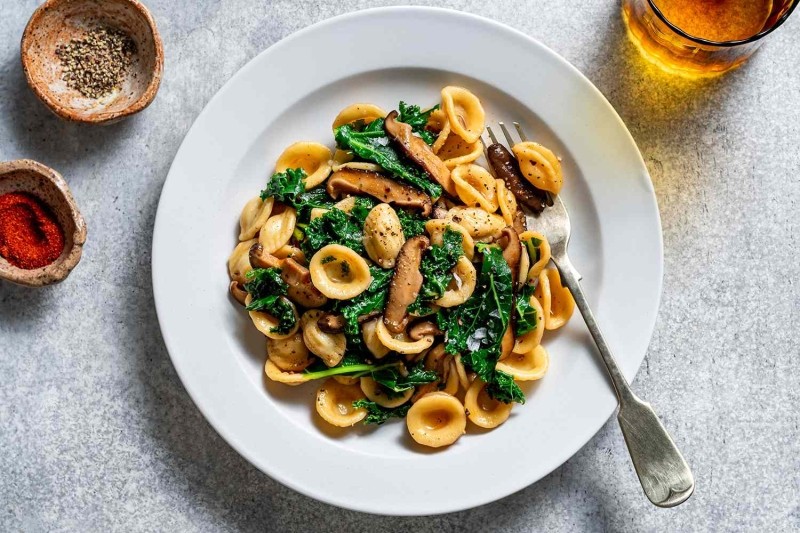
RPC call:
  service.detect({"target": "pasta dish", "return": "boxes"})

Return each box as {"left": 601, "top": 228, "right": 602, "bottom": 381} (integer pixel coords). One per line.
{"left": 227, "top": 86, "right": 574, "bottom": 448}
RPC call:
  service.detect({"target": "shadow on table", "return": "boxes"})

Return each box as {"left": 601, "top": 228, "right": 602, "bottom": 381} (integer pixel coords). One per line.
{"left": 2, "top": 54, "right": 135, "bottom": 168}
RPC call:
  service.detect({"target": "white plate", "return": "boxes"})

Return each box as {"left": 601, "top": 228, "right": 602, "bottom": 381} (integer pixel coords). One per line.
{"left": 152, "top": 7, "right": 662, "bottom": 515}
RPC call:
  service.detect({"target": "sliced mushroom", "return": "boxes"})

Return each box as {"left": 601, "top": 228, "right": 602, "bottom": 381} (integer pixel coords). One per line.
{"left": 384, "top": 235, "right": 430, "bottom": 334}
{"left": 384, "top": 110, "right": 456, "bottom": 198}
{"left": 326, "top": 168, "right": 432, "bottom": 216}
{"left": 249, "top": 243, "right": 281, "bottom": 269}
{"left": 281, "top": 257, "right": 328, "bottom": 308}
{"left": 317, "top": 310, "right": 382, "bottom": 334}
{"left": 493, "top": 227, "right": 522, "bottom": 284}
{"left": 229, "top": 281, "right": 248, "bottom": 306}
{"left": 432, "top": 199, "right": 449, "bottom": 220}
{"left": 408, "top": 320, "right": 443, "bottom": 341}
{"left": 487, "top": 143, "right": 552, "bottom": 213}
{"left": 512, "top": 209, "right": 528, "bottom": 234}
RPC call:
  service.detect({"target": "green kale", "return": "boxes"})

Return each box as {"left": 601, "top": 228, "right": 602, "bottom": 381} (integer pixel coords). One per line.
{"left": 408, "top": 228, "right": 463, "bottom": 314}
{"left": 395, "top": 208, "right": 427, "bottom": 238}
{"left": 334, "top": 120, "right": 443, "bottom": 198}
{"left": 352, "top": 400, "right": 411, "bottom": 425}
{"left": 259, "top": 168, "right": 333, "bottom": 222}
{"left": 397, "top": 101, "right": 439, "bottom": 145}
{"left": 441, "top": 244, "right": 524, "bottom": 404}
{"left": 332, "top": 266, "right": 393, "bottom": 337}
{"left": 370, "top": 360, "right": 438, "bottom": 397}
{"left": 243, "top": 268, "right": 296, "bottom": 334}
{"left": 514, "top": 283, "right": 538, "bottom": 337}
{"left": 523, "top": 235, "right": 543, "bottom": 264}
{"left": 303, "top": 207, "right": 365, "bottom": 256}
{"left": 349, "top": 196, "right": 377, "bottom": 225}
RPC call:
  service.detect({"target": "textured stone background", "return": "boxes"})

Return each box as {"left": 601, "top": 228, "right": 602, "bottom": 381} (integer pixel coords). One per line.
{"left": 1, "top": 1, "right": 798, "bottom": 531}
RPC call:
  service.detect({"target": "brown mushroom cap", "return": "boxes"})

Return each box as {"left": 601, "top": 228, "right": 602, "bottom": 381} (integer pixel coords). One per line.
{"left": 384, "top": 235, "right": 430, "bottom": 334}
{"left": 384, "top": 110, "right": 456, "bottom": 198}
{"left": 229, "top": 281, "right": 248, "bottom": 306}
{"left": 326, "top": 168, "right": 432, "bottom": 216}
{"left": 282, "top": 257, "right": 328, "bottom": 308}
{"left": 494, "top": 227, "right": 522, "bottom": 283}
{"left": 487, "top": 143, "right": 552, "bottom": 213}
{"left": 408, "top": 320, "right": 443, "bottom": 341}
{"left": 249, "top": 243, "right": 281, "bottom": 269}
{"left": 318, "top": 312, "right": 345, "bottom": 333}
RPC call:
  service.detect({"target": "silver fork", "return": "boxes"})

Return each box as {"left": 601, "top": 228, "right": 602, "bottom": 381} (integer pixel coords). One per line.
{"left": 486, "top": 123, "right": 695, "bottom": 508}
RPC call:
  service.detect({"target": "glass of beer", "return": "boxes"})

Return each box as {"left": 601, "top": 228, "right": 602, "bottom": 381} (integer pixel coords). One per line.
{"left": 622, "top": 0, "right": 798, "bottom": 77}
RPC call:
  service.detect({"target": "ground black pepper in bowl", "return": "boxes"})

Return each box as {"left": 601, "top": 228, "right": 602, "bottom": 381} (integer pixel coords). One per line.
{"left": 55, "top": 26, "right": 136, "bottom": 99}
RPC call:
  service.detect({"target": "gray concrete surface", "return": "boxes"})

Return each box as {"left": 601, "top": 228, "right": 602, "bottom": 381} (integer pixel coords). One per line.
{"left": 1, "top": 1, "right": 798, "bottom": 531}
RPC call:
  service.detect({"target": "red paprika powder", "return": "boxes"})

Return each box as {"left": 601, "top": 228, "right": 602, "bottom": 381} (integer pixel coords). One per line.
{"left": 0, "top": 192, "right": 65, "bottom": 270}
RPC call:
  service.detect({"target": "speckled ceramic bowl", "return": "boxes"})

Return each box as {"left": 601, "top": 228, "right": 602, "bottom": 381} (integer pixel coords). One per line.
{"left": 0, "top": 160, "right": 87, "bottom": 287}
{"left": 21, "top": 0, "right": 163, "bottom": 125}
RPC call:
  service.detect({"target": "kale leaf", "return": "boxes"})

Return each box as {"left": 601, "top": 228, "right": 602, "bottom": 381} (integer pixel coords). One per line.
{"left": 441, "top": 244, "right": 524, "bottom": 404}
{"left": 303, "top": 207, "right": 365, "bottom": 256}
{"left": 370, "top": 360, "right": 438, "bottom": 397}
{"left": 334, "top": 120, "right": 443, "bottom": 198}
{"left": 395, "top": 208, "right": 427, "bottom": 239}
{"left": 513, "top": 283, "right": 538, "bottom": 337}
{"left": 349, "top": 196, "right": 376, "bottom": 225}
{"left": 397, "top": 101, "right": 438, "bottom": 146}
{"left": 259, "top": 168, "right": 333, "bottom": 222}
{"left": 332, "top": 265, "right": 393, "bottom": 337}
{"left": 243, "top": 268, "right": 296, "bottom": 334}
{"left": 408, "top": 228, "right": 463, "bottom": 314}
{"left": 352, "top": 400, "right": 411, "bottom": 425}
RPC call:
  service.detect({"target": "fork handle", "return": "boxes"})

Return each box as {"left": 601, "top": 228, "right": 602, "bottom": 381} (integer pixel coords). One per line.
{"left": 552, "top": 255, "right": 695, "bottom": 508}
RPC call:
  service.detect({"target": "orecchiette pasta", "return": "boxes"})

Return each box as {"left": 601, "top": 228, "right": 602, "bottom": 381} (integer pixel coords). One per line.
{"left": 239, "top": 196, "right": 274, "bottom": 241}
{"left": 406, "top": 392, "right": 467, "bottom": 447}
{"left": 360, "top": 377, "right": 413, "bottom": 408}
{"left": 259, "top": 208, "right": 297, "bottom": 254}
{"left": 534, "top": 267, "right": 575, "bottom": 330}
{"left": 315, "top": 379, "right": 367, "bottom": 427}
{"left": 301, "top": 310, "right": 346, "bottom": 367}
{"left": 512, "top": 141, "right": 563, "bottom": 195}
{"left": 496, "top": 345, "right": 549, "bottom": 381}
{"left": 434, "top": 256, "right": 477, "bottom": 308}
{"left": 441, "top": 86, "right": 485, "bottom": 144}
{"left": 275, "top": 142, "right": 333, "bottom": 190}
{"left": 451, "top": 164, "right": 499, "bottom": 213}
{"left": 228, "top": 238, "right": 256, "bottom": 284}
{"left": 332, "top": 103, "right": 386, "bottom": 129}
{"left": 425, "top": 219, "right": 475, "bottom": 260}
{"left": 246, "top": 294, "right": 300, "bottom": 340}
{"left": 375, "top": 318, "right": 435, "bottom": 355}
{"left": 363, "top": 203, "right": 405, "bottom": 268}
{"left": 309, "top": 244, "right": 372, "bottom": 299}
{"left": 464, "top": 379, "right": 513, "bottom": 429}
{"left": 232, "top": 86, "right": 571, "bottom": 448}
{"left": 444, "top": 206, "right": 506, "bottom": 239}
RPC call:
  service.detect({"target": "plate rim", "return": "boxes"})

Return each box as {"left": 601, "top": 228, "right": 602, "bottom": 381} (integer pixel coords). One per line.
{"left": 152, "top": 6, "right": 663, "bottom": 515}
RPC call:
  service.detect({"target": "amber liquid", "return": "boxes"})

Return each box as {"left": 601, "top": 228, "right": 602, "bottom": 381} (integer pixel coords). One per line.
{"left": 623, "top": 0, "right": 778, "bottom": 77}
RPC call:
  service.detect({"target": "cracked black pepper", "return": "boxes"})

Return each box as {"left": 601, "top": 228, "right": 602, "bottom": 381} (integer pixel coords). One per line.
{"left": 55, "top": 27, "right": 136, "bottom": 99}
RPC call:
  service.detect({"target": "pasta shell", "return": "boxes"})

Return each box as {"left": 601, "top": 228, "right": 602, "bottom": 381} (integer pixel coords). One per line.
{"left": 315, "top": 379, "right": 367, "bottom": 427}
{"left": 264, "top": 359, "right": 308, "bottom": 386}
{"left": 332, "top": 103, "right": 386, "bottom": 129}
{"left": 362, "top": 318, "right": 390, "bottom": 359}
{"left": 375, "top": 318, "right": 434, "bottom": 355}
{"left": 360, "top": 377, "right": 414, "bottom": 408}
{"left": 267, "top": 332, "right": 313, "bottom": 372}
{"left": 239, "top": 196, "right": 274, "bottom": 241}
{"left": 424, "top": 220, "right": 474, "bottom": 260}
{"left": 534, "top": 267, "right": 575, "bottom": 330}
{"left": 441, "top": 86, "right": 485, "bottom": 144}
{"left": 437, "top": 133, "right": 483, "bottom": 169}
{"left": 301, "top": 310, "right": 346, "bottom": 367}
{"left": 331, "top": 161, "right": 384, "bottom": 173}
{"left": 363, "top": 203, "right": 406, "bottom": 268}
{"left": 512, "top": 141, "right": 563, "bottom": 195}
{"left": 275, "top": 142, "right": 333, "bottom": 190}
{"left": 497, "top": 345, "right": 549, "bottom": 381}
{"left": 273, "top": 244, "right": 306, "bottom": 265}
{"left": 443, "top": 207, "right": 506, "bottom": 239}
{"left": 513, "top": 291, "right": 545, "bottom": 354}
{"left": 246, "top": 294, "right": 300, "bottom": 340}
{"left": 464, "top": 379, "right": 513, "bottom": 429}
{"left": 451, "top": 164, "right": 499, "bottom": 213}
{"left": 259, "top": 208, "right": 297, "bottom": 254}
{"left": 406, "top": 392, "right": 466, "bottom": 448}
{"left": 434, "top": 256, "right": 477, "bottom": 308}
{"left": 309, "top": 244, "right": 372, "bottom": 300}
{"left": 496, "top": 179, "right": 518, "bottom": 227}
{"left": 228, "top": 238, "right": 256, "bottom": 284}
{"left": 520, "top": 231, "right": 551, "bottom": 279}
{"left": 432, "top": 117, "right": 451, "bottom": 154}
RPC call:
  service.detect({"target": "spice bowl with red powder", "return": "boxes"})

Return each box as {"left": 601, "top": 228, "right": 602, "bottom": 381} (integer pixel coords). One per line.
{"left": 21, "top": 0, "right": 163, "bottom": 125}
{"left": 0, "top": 160, "right": 86, "bottom": 287}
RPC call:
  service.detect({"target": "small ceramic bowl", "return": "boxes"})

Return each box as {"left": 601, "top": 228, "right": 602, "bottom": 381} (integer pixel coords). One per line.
{"left": 0, "top": 160, "right": 87, "bottom": 287}
{"left": 21, "top": 0, "right": 164, "bottom": 125}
